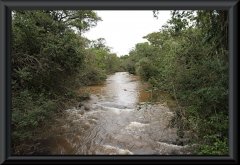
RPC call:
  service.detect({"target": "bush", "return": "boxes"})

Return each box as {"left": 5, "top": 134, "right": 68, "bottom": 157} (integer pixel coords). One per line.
{"left": 12, "top": 90, "right": 60, "bottom": 143}
{"left": 197, "top": 136, "right": 228, "bottom": 155}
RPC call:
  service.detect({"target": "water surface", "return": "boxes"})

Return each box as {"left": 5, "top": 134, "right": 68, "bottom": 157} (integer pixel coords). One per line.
{"left": 47, "top": 72, "right": 189, "bottom": 155}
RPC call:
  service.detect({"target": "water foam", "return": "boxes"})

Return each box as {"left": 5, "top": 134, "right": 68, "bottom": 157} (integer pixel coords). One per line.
{"left": 121, "top": 121, "right": 150, "bottom": 137}
{"left": 101, "top": 145, "right": 133, "bottom": 155}
{"left": 101, "top": 106, "right": 134, "bottom": 114}
{"left": 126, "top": 121, "right": 149, "bottom": 129}
{"left": 156, "top": 142, "right": 190, "bottom": 155}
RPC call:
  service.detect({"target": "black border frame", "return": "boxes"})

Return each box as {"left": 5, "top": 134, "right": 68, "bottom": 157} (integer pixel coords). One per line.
{"left": 0, "top": 0, "right": 238, "bottom": 164}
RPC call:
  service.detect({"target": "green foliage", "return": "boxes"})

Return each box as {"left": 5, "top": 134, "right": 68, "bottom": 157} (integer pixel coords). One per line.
{"left": 123, "top": 10, "right": 228, "bottom": 155}
{"left": 12, "top": 90, "right": 60, "bottom": 143}
{"left": 79, "top": 64, "right": 107, "bottom": 85}
{"left": 12, "top": 9, "right": 228, "bottom": 155}
{"left": 11, "top": 10, "right": 121, "bottom": 153}
{"left": 197, "top": 136, "right": 228, "bottom": 155}
{"left": 78, "top": 38, "right": 121, "bottom": 86}
{"left": 11, "top": 10, "right": 105, "bottom": 153}
{"left": 136, "top": 58, "right": 158, "bottom": 81}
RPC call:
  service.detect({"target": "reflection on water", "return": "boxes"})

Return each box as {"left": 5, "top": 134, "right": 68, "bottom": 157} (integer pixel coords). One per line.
{"left": 47, "top": 72, "right": 190, "bottom": 155}
{"left": 85, "top": 72, "right": 153, "bottom": 106}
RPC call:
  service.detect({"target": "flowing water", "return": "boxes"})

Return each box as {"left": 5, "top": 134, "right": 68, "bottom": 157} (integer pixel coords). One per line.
{"left": 46, "top": 72, "right": 190, "bottom": 155}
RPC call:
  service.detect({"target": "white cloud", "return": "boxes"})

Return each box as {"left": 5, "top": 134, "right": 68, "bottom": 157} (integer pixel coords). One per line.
{"left": 83, "top": 10, "right": 171, "bottom": 56}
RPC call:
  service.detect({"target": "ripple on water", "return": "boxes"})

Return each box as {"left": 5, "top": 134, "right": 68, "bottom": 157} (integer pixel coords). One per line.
{"left": 155, "top": 142, "right": 190, "bottom": 155}
{"left": 94, "top": 144, "right": 133, "bottom": 155}
{"left": 47, "top": 72, "right": 190, "bottom": 155}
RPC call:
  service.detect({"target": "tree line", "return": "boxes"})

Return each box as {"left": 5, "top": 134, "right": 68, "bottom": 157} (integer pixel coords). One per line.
{"left": 12, "top": 10, "right": 228, "bottom": 155}
{"left": 11, "top": 10, "right": 120, "bottom": 154}
{"left": 120, "top": 10, "right": 228, "bottom": 155}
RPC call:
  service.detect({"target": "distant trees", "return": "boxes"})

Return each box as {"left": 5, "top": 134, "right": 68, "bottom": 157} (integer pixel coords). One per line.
{"left": 12, "top": 10, "right": 228, "bottom": 155}
{"left": 79, "top": 37, "right": 120, "bottom": 85}
{"left": 11, "top": 10, "right": 120, "bottom": 154}
{"left": 121, "top": 10, "right": 228, "bottom": 155}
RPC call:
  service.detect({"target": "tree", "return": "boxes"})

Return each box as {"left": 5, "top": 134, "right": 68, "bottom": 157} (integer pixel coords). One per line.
{"left": 119, "top": 10, "right": 228, "bottom": 154}
{"left": 48, "top": 10, "right": 102, "bottom": 36}
{"left": 11, "top": 10, "right": 102, "bottom": 154}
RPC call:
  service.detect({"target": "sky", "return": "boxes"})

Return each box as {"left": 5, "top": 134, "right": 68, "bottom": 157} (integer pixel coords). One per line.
{"left": 83, "top": 10, "right": 171, "bottom": 56}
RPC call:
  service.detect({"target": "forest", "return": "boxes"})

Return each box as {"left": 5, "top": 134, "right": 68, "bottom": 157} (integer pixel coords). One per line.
{"left": 12, "top": 10, "right": 228, "bottom": 155}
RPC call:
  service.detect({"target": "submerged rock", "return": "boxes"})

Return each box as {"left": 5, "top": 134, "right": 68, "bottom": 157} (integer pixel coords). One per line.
{"left": 173, "top": 138, "right": 191, "bottom": 146}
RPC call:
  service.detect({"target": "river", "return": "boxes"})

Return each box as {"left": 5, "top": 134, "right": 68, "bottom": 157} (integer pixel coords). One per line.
{"left": 45, "top": 72, "right": 190, "bottom": 155}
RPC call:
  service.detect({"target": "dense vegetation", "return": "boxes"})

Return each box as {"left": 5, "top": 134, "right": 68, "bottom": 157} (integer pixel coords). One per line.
{"left": 12, "top": 10, "right": 228, "bottom": 155}
{"left": 120, "top": 10, "right": 228, "bottom": 155}
{"left": 11, "top": 10, "right": 120, "bottom": 154}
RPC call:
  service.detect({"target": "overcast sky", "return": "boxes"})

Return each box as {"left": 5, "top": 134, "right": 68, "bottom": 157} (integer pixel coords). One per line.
{"left": 83, "top": 10, "right": 171, "bottom": 56}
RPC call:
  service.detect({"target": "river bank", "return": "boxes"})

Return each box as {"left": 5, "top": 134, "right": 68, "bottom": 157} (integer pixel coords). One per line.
{"left": 27, "top": 72, "right": 190, "bottom": 155}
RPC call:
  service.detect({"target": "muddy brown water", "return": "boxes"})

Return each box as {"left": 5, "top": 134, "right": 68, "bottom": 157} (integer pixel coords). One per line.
{"left": 45, "top": 72, "right": 190, "bottom": 155}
